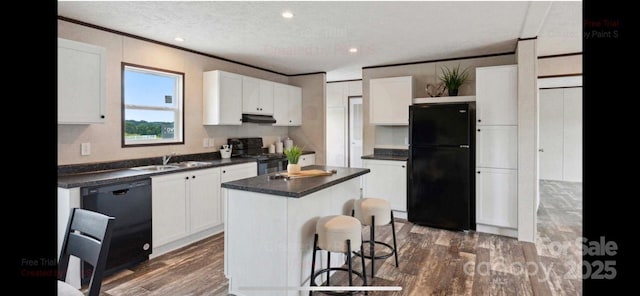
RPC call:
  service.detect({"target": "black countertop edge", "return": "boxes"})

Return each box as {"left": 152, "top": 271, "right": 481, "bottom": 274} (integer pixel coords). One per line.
{"left": 301, "top": 151, "right": 315, "bottom": 155}
{"left": 361, "top": 154, "right": 408, "bottom": 161}
{"left": 58, "top": 151, "right": 223, "bottom": 175}
{"left": 221, "top": 165, "right": 370, "bottom": 198}
{"left": 58, "top": 158, "right": 256, "bottom": 188}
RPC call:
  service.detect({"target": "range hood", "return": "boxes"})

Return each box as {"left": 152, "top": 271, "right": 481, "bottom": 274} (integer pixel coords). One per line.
{"left": 242, "top": 114, "right": 276, "bottom": 124}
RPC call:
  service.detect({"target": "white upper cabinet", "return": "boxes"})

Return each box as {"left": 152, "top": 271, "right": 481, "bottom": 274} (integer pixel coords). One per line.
{"left": 476, "top": 65, "right": 518, "bottom": 125}
{"left": 242, "top": 76, "right": 274, "bottom": 115}
{"left": 203, "top": 70, "right": 243, "bottom": 125}
{"left": 58, "top": 38, "right": 106, "bottom": 124}
{"left": 288, "top": 85, "right": 302, "bottom": 125}
{"left": 369, "top": 76, "right": 413, "bottom": 125}
{"left": 273, "top": 83, "right": 302, "bottom": 126}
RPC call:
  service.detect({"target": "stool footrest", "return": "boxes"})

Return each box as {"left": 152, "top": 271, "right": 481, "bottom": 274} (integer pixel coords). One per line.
{"left": 354, "top": 240, "right": 396, "bottom": 260}
{"left": 310, "top": 267, "right": 366, "bottom": 296}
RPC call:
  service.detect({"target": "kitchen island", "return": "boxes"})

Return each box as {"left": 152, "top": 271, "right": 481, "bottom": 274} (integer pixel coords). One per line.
{"left": 222, "top": 165, "right": 370, "bottom": 296}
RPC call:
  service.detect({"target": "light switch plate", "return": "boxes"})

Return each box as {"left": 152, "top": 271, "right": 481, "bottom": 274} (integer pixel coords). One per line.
{"left": 203, "top": 138, "right": 209, "bottom": 148}
{"left": 81, "top": 143, "right": 91, "bottom": 156}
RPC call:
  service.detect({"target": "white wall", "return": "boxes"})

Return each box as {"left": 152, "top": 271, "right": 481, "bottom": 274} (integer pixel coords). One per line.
{"left": 289, "top": 74, "right": 327, "bottom": 165}
{"left": 58, "top": 20, "right": 291, "bottom": 165}
{"left": 538, "top": 54, "right": 582, "bottom": 77}
{"left": 516, "top": 39, "right": 538, "bottom": 243}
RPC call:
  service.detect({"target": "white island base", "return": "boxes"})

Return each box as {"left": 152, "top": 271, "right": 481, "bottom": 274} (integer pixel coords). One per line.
{"left": 224, "top": 177, "right": 362, "bottom": 296}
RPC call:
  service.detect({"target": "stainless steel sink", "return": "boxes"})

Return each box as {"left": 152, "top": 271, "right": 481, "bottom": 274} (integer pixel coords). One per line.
{"left": 131, "top": 165, "right": 181, "bottom": 171}
{"left": 173, "top": 161, "right": 211, "bottom": 168}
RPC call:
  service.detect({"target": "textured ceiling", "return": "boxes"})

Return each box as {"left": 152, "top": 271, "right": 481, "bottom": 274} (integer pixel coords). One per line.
{"left": 58, "top": 1, "right": 582, "bottom": 81}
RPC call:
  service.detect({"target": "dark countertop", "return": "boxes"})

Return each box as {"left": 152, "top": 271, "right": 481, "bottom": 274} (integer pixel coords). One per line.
{"left": 301, "top": 151, "right": 315, "bottom": 155}
{"left": 361, "top": 148, "right": 408, "bottom": 161}
{"left": 58, "top": 158, "right": 256, "bottom": 188}
{"left": 361, "top": 154, "right": 408, "bottom": 161}
{"left": 221, "top": 165, "right": 369, "bottom": 198}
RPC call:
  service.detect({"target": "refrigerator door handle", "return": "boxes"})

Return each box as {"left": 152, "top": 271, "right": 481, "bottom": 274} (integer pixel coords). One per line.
{"left": 460, "top": 145, "right": 469, "bottom": 148}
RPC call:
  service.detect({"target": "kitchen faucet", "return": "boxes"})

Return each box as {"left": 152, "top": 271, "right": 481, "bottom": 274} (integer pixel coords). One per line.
{"left": 162, "top": 152, "right": 176, "bottom": 165}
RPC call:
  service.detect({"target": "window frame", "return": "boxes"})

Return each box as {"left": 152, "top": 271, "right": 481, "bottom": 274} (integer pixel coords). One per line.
{"left": 121, "top": 62, "right": 185, "bottom": 147}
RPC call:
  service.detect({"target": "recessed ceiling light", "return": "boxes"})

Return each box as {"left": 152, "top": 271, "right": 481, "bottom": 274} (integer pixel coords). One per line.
{"left": 282, "top": 11, "right": 294, "bottom": 19}
{"left": 174, "top": 37, "right": 184, "bottom": 42}
{"left": 349, "top": 47, "right": 358, "bottom": 53}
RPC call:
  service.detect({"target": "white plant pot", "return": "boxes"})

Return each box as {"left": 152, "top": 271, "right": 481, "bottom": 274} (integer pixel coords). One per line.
{"left": 287, "top": 163, "right": 301, "bottom": 174}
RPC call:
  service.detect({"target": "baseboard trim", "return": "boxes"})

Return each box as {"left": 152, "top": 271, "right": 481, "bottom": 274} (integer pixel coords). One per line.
{"left": 151, "top": 225, "right": 224, "bottom": 258}
{"left": 476, "top": 224, "right": 518, "bottom": 238}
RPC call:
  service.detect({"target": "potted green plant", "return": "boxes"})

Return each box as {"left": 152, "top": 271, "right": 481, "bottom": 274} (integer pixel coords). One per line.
{"left": 284, "top": 145, "right": 303, "bottom": 174}
{"left": 439, "top": 65, "right": 470, "bottom": 96}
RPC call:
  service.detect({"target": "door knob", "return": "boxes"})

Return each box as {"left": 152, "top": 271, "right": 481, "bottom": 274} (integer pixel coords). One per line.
{"left": 539, "top": 148, "right": 544, "bottom": 152}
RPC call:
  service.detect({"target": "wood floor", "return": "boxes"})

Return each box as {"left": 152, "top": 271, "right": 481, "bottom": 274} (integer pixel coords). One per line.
{"left": 95, "top": 180, "right": 582, "bottom": 296}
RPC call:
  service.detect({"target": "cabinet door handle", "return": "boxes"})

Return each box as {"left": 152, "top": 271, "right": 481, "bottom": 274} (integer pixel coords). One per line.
{"left": 223, "top": 170, "right": 226, "bottom": 173}
{"left": 239, "top": 118, "right": 242, "bottom": 121}
{"left": 401, "top": 165, "right": 405, "bottom": 168}
{"left": 256, "top": 107, "right": 259, "bottom": 110}
{"left": 539, "top": 148, "right": 544, "bottom": 152}
{"left": 477, "top": 171, "right": 481, "bottom": 174}
{"left": 101, "top": 115, "right": 105, "bottom": 119}
{"left": 192, "top": 176, "right": 196, "bottom": 179}
{"left": 478, "top": 119, "right": 481, "bottom": 122}
{"left": 185, "top": 176, "right": 189, "bottom": 180}
{"left": 289, "top": 120, "right": 292, "bottom": 123}
{"left": 477, "top": 129, "right": 481, "bottom": 132}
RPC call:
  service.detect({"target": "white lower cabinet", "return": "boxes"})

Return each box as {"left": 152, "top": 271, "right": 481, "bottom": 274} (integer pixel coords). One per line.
{"left": 152, "top": 167, "right": 222, "bottom": 256}
{"left": 220, "top": 162, "right": 257, "bottom": 221}
{"left": 298, "top": 153, "right": 316, "bottom": 167}
{"left": 189, "top": 169, "right": 222, "bottom": 233}
{"left": 362, "top": 159, "right": 407, "bottom": 212}
{"left": 152, "top": 172, "right": 190, "bottom": 247}
{"left": 476, "top": 168, "right": 518, "bottom": 229}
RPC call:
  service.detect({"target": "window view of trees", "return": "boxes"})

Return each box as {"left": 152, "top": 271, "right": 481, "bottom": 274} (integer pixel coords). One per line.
{"left": 124, "top": 120, "right": 174, "bottom": 139}
{"left": 122, "top": 63, "right": 183, "bottom": 145}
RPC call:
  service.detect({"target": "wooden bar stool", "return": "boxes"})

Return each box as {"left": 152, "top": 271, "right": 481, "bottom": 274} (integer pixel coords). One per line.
{"left": 310, "top": 215, "right": 368, "bottom": 295}
{"left": 353, "top": 198, "right": 399, "bottom": 277}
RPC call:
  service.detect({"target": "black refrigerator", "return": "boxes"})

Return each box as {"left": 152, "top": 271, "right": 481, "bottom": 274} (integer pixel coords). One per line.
{"left": 408, "top": 102, "right": 475, "bottom": 231}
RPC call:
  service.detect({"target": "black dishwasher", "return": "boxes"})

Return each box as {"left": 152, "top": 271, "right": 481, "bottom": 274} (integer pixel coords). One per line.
{"left": 81, "top": 178, "right": 152, "bottom": 282}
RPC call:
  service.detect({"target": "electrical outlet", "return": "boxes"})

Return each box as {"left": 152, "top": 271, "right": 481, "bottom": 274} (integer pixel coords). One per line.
{"left": 81, "top": 143, "right": 91, "bottom": 156}
{"left": 209, "top": 138, "right": 215, "bottom": 148}
{"left": 203, "top": 138, "right": 209, "bottom": 148}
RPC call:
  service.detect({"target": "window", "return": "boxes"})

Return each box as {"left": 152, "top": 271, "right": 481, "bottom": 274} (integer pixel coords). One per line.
{"left": 122, "top": 63, "right": 184, "bottom": 146}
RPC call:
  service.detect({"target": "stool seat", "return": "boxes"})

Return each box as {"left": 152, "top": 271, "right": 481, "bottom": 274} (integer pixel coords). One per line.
{"left": 354, "top": 198, "right": 391, "bottom": 226}
{"left": 317, "top": 215, "right": 362, "bottom": 253}
{"left": 352, "top": 198, "right": 399, "bottom": 278}
{"left": 311, "top": 215, "right": 368, "bottom": 295}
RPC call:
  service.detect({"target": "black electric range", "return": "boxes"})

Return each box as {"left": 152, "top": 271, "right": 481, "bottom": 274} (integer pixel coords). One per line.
{"left": 228, "top": 138, "right": 288, "bottom": 175}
